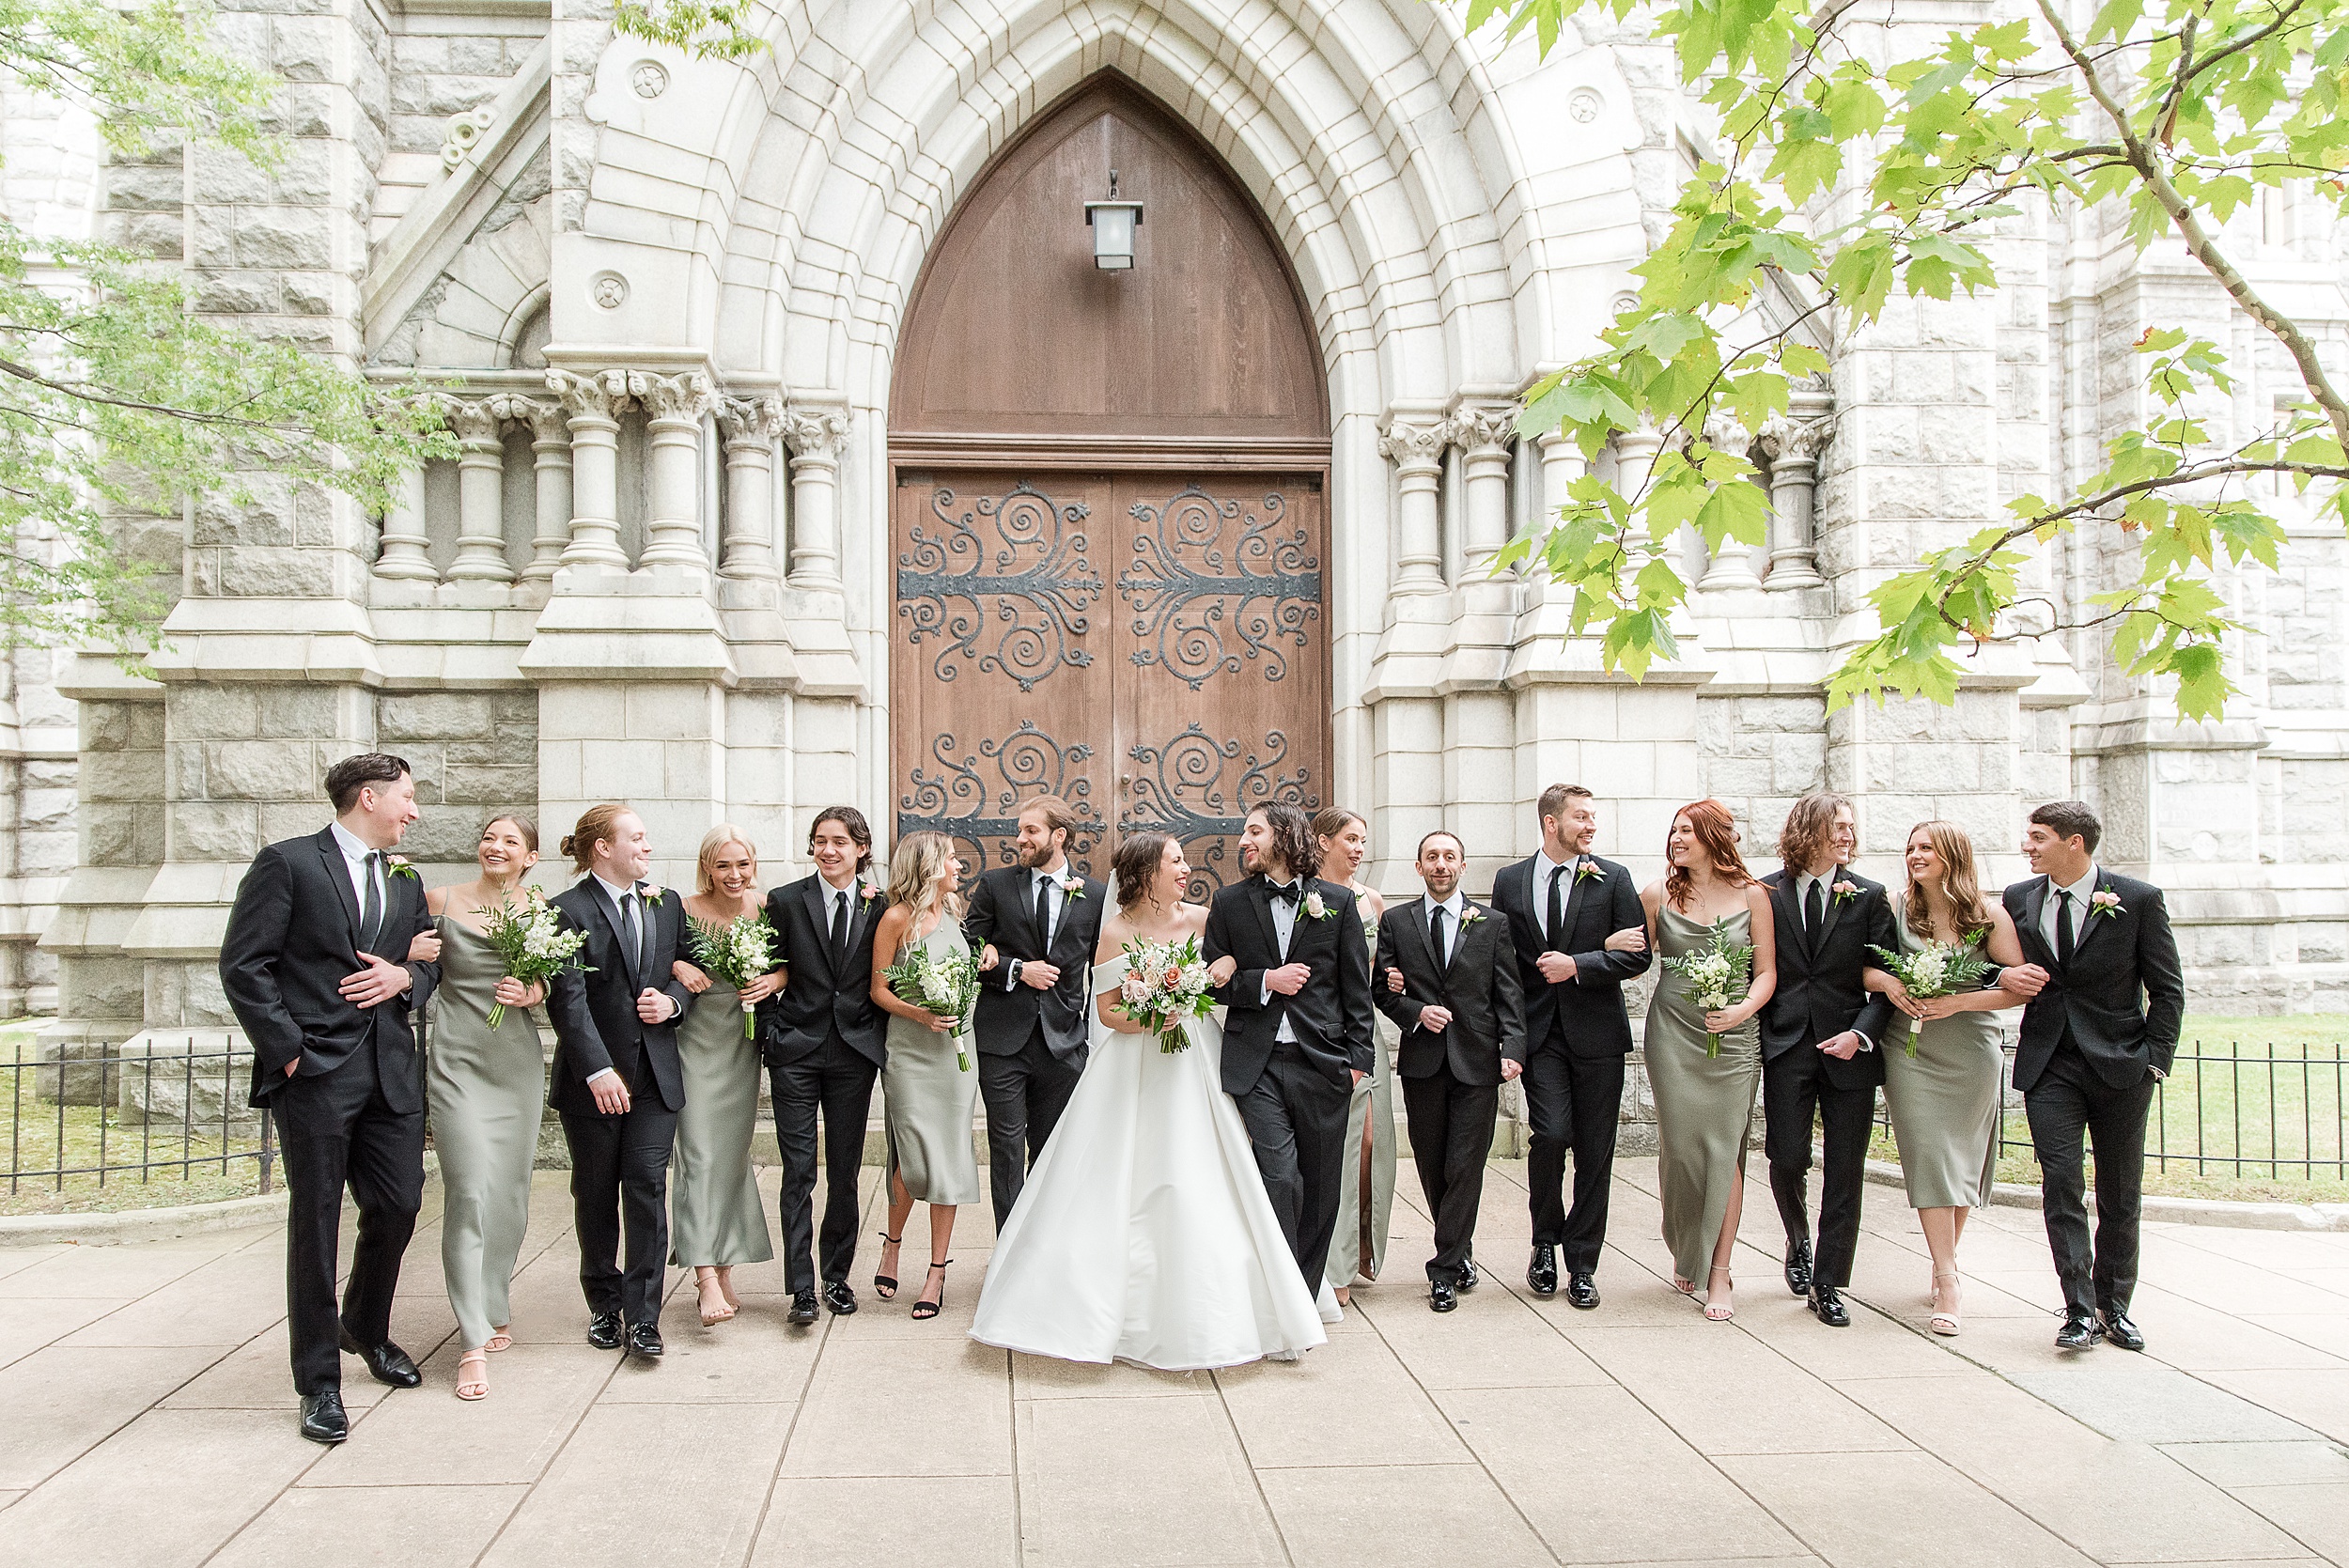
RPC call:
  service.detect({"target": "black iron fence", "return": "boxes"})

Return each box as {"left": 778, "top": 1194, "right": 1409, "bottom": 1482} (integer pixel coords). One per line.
{"left": 3, "top": 1033, "right": 276, "bottom": 1199}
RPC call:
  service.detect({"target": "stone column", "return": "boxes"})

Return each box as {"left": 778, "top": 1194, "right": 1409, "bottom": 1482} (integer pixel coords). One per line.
{"left": 1696, "top": 411, "right": 1762, "bottom": 592}
{"left": 445, "top": 399, "right": 515, "bottom": 583}
{"left": 639, "top": 372, "right": 714, "bottom": 570}
{"left": 1759, "top": 412, "right": 1830, "bottom": 592}
{"left": 374, "top": 460, "right": 436, "bottom": 582}
{"left": 521, "top": 400, "right": 573, "bottom": 583}
{"left": 549, "top": 368, "right": 630, "bottom": 569}
{"left": 1377, "top": 417, "right": 1448, "bottom": 594}
{"left": 1452, "top": 406, "right": 1516, "bottom": 576}
{"left": 718, "top": 395, "right": 785, "bottom": 582}
{"left": 783, "top": 403, "right": 850, "bottom": 592}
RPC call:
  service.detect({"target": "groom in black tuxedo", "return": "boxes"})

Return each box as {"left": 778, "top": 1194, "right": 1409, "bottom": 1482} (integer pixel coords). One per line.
{"left": 1378, "top": 831, "right": 1525, "bottom": 1312}
{"left": 966, "top": 795, "right": 1105, "bottom": 1233}
{"left": 220, "top": 752, "right": 440, "bottom": 1444}
{"left": 1758, "top": 791, "right": 1899, "bottom": 1328}
{"left": 2006, "top": 800, "right": 2184, "bottom": 1352}
{"left": 1205, "top": 801, "right": 1375, "bottom": 1295}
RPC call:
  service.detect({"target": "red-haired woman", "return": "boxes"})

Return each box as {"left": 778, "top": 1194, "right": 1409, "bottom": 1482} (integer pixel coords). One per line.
{"left": 1639, "top": 800, "right": 1777, "bottom": 1321}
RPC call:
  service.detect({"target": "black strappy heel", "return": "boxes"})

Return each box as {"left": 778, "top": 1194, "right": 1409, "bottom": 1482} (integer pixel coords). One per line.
{"left": 910, "top": 1259, "right": 952, "bottom": 1320}
{"left": 873, "top": 1232, "right": 902, "bottom": 1299}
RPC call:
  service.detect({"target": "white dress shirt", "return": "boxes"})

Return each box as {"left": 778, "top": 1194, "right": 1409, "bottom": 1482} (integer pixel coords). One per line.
{"left": 2042, "top": 863, "right": 2100, "bottom": 952}
{"left": 328, "top": 820, "right": 383, "bottom": 921}
{"left": 818, "top": 873, "right": 857, "bottom": 951}
{"left": 583, "top": 871, "right": 675, "bottom": 1091}
{"left": 1004, "top": 862, "right": 1067, "bottom": 989}
{"left": 1423, "top": 889, "right": 1466, "bottom": 969}
{"left": 1536, "top": 847, "right": 1576, "bottom": 938}
{"left": 1261, "top": 878, "right": 1302, "bottom": 1044}
{"left": 1795, "top": 864, "right": 1874, "bottom": 1052}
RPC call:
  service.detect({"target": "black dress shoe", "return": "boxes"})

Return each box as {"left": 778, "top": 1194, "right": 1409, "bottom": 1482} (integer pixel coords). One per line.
{"left": 625, "top": 1321, "right": 664, "bottom": 1358}
{"left": 585, "top": 1311, "right": 623, "bottom": 1350}
{"left": 299, "top": 1390, "right": 349, "bottom": 1445}
{"left": 2100, "top": 1310, "right": 2145, "bottom": 1351}
{"left": 1430, "top": 1278, "right": 1458, "bottom": 1312}
{"left": 1807, "top": 1285, "right": 1851, "bottom": 1327}
{"left": 1565, "top": 1272, "right": 1601, "bottom": 1311}
{"left": 338, "top": 1328, "right": 422, "bottom": 1388}
{"left": 1457, "top": 1257, "right": 1480, "bottom": 1292}
{"left": 2055, "top": 1312, "right": 2104, "bottom": 1350}
{"left": 1784, "top": 1238, "right": 1814, "bottom": 1298}
{"left": 787, "top": 1288, "right": 819, "bottom": 1325}
{"left": 1527, "top": 1243, "right": 1558, "bottom": 1296}
{"left": 822, "top": 1281, "right": 858, "bottom": 1316}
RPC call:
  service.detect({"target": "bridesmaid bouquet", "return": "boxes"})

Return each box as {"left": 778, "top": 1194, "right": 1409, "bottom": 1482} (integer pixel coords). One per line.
{"left": 885, "top": 942, "right": 980, "bottom": 1070}
{"left": 689, "top": 912, "right": 779, "bottom": 1037}
{"left": 474, "top": 891, "right": 593, "bottom": 1031}
{"left": 1659, "top": 918, "right": 1753, "bottom": 1058}
{"left": 1867, "top": 940, "right": 1995, "bottom": 1056}
{"left": 1116, "top": 934, "right": 1217, "bottom": 1053}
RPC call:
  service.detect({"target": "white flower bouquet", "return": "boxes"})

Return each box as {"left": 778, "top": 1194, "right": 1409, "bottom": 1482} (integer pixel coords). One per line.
{"left": 1867, "top": 939, "right": 1995, "bottom": 1056}
{"left": 1116, "top": 933, "right": 1218, "bottom": 1053}
{"left": 1660, "top": 916, "right": 1753, "bottom": 1058}
{"left": 689, "top": 911, "right": 779, "bottom": 1037}
{"left": 885, "top": 940, "right": 980, "bottom": 1070}
{"left": 474, "top": 890, "right": 593, "bottom": 1031}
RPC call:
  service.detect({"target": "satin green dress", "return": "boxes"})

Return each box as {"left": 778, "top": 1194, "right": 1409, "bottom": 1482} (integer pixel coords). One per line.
{"left": 882, "top": 919, "right": 985, "bottom": 1205}
{"left": 1880, "top": 907, "right": 2004, "bottom": 1209}
{"left": 1644, "top": 906, "right": 1762, "bottom": 1285}
{"left": 669, "top": 975, "right": 774, "bottom": 1266}
{"left": 426, "top": 917, "right": 546, "bottom": 1352}
{"left": 1328, "top": 905, "right": 1397, "bottom": 1290}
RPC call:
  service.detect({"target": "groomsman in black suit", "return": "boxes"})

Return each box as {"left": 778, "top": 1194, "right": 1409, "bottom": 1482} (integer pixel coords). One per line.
{"left": 1488, "top": 784, "right": 1650, "bottom": 1309}
{"left": 220, "top": 753, "right": 441, "bottom": 1444}
{"left": 760, "top": 806, "right": 888, "bottom": 1323}
{"left": 965, "top": 795, "right": 1105, "bottom": 1233}
{"left": 1378, "top": 831, "right": 1526, "bottom": 1312}
{"left": 1205, "top": 801, "right": 1376, "bottom": 1293}
{"left": 544, "top": 803, "right": 695, "bottom": 1361}
{"left": 1758, "top": 791, "right": 1900, "bottom": 1328}
{"left": 2006, "top": 800, "right": 2184, "bottom": 1352}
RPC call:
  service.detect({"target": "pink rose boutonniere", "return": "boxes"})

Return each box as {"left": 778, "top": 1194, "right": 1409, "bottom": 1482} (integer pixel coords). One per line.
{"left": 638, "top": 881, "right": 666, "bottom": 905}
{"left": 2089, "top": 889, "right": 2123, "bottom": 920}
{"left": 1830, "top": 879, "right": 1860, "bottom": 904}
{"left": 384, "top": 854, "right": 419, "bottom": 881}
{"left": 860, "top": 881, "right": 883, "bottom": 907}
{"left": 1461, "top": 906, "right": 1488, "bottom": 924}
{"left": 1574, "top": 861, "right": 1605, "bottom": 883}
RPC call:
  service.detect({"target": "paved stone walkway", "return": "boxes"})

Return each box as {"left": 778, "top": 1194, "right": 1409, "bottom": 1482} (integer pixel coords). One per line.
{"left": 2, "top": 1157, "right": 2345, "bottom": 1568}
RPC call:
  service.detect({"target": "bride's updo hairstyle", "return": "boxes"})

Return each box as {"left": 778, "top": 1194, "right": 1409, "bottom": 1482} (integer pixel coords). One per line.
{"left": 1112, "top": 831, "right": 1175, "bottom": 913}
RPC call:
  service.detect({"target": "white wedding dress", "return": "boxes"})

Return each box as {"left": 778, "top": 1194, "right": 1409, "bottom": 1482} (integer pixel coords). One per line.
{"left": 969, "top": 954, "right": 1335, "bottom": 1370}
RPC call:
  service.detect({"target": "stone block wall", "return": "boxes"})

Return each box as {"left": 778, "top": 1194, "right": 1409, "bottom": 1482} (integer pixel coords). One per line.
{"left": 377, "top": 689, "right": 540, "bottom": 869}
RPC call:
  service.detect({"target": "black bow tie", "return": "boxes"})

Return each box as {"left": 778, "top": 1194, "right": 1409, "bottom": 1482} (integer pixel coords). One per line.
{"left": 1268, "top": 880, "right": 1301, "bottom": 906}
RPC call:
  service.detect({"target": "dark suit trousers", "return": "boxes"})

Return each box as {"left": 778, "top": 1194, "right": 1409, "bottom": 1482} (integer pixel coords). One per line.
{"left": 1521, "top": 1035, "right": 1623, "bottom": 1273}
{"left": 1763, "top": 1048, "right": 1874, "bottom": 1288}
{"left": 2025, "top": 1042, "right": 2156, "bottom": 1317}
{"left": 771, "top": 1036, "right": 879, "bottom": 1293}
{"left": 977, "top": 1022, "right": 1081, "bottom": 1233}
{"left": 270, "top": 1041, "right": 425, "bottom": 1396}
{"left": 560, "top": 1092, "right": 679, "bottom": 1326}
{"left": 1402, "top": 1070, "right": 1500, "bottom": 1283}
{"left": 1236, "top": 1040, "right": 1353, "bottom": 1293}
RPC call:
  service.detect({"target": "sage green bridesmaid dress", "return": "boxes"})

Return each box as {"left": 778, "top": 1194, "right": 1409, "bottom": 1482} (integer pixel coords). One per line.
{"left": 426, "top": 916, "right": 546, "bottom": 1352}
{"left": 1879, "top": 907, "right": 2003, "bottom": 1209}
{"left": 1643, "top": 906, "right": 1763, "bottom": 1286}
{"left": 881, "top": 919, "right": 985, "bottom": 1205}
{"left": 1328, "top": 906, "right": 1397, "bottom": 1290}
{"left": 669, "top": 974, "right": 775, "bottom": 1266}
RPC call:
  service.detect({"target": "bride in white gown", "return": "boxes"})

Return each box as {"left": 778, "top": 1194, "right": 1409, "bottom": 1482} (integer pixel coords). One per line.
{"left": 970, "top": 831, "right": 1333, "bottom": 1370}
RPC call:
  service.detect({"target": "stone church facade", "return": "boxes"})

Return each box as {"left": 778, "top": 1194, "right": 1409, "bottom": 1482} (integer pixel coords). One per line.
{"left": 4, "top": 0, "right": 2344, "bottom": 1069}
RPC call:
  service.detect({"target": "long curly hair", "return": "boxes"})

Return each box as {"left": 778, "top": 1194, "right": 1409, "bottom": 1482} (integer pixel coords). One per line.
{"left": 1664, "top": 799, "right": 1755, "bottom": 911}
{"left": 886, "top": 831, "right": 964, "bottom": 921}
{"left": 1902, "top": 820, "right": 1995, "bottom": 943}
{"left": 1777, "top": 791, "right": 1852, "bottom": 875}
{"left": 1251, "top": 802, "right": 1322, "bottom": 883}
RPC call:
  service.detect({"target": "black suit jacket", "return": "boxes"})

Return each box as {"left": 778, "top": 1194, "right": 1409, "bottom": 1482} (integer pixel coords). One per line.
{"left": 963, "top": 864, "right": 1105, "bottom": 1064}
{"left": 544, "top": 878, "right": 694, "bottom": 1116}
{"left": 1757, "top": 866, "right": 1899, "bottom": 1090}
{"left": 1203, "top": 874, "right": 1375, "bottom": 1094}
{"left": 2004, "top": 870, "right": 2185, "bottom": 1092}
{"left": 1376, "top": 897, "right": 1527, "bottom": 1086}
{"left": 221, "top": 828, "right": 440, "bottom": 1111}
{"left": 1489, "top": 853, "right": 1650, "bottom": 1056}
{"left": 758, "top": 874, "right": 887, "bottom": 1070}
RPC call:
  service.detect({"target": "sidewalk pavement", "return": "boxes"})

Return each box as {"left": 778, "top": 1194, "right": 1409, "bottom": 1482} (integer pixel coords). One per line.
{"left": 2, "top": 1157, "right": 2344, "bottom": 1568}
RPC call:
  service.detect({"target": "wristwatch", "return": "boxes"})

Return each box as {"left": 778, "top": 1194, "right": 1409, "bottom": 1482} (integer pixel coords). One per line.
{"left": 1008, "top": 958, "right": 1024, "bottom": 987}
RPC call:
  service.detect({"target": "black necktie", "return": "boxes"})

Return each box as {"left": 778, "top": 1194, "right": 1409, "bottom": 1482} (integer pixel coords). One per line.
{"left": 830, "top": 889, "right": 849, "bottom": 964}
{"left": 1268, "top": 881, "right": 1300, "bottom": 907}
{"left": 358, "top": 850, "right": 383, "bottom": 954}
{"left": 1430, "top": 905, "right": 1449, "bottom": 970}
{"left": 2056, "top": 890, "right": 2077, "bottom": 966}
{"left": 1805, "top": 877, "right": 1825, "bottom": 937}
{"left": 618, "top": 892, "right": 643, "bottom": 986}
{"left": 1035, "top": 874, "right": 1054, "bottom": 952}
{"left": 1546, "top": 864, "right": 1564, "bottom": 948}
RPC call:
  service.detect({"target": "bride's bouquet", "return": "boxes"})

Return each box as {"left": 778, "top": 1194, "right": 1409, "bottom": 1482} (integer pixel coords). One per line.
{"left": 689, "top": 911, "right": 778, "bottom": 1037}
{"left": 474, "top": 890, "right": 593, "bottom": 1030}
{"left": 1117, "top": 934, "right": 1217, "bottom": 1053}
{"left": 1659, "top": 916, "right": 1753, "bottom": 1058}
{"left": 1867, "top": 939, "right": 1994, "bottom": 1056}
{"left": 884, "top": 941, "right": 980, "bottom": 1070}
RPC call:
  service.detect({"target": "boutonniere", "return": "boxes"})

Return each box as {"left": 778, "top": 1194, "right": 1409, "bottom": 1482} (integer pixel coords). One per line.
{"left": 1574, "top": 860, "right": 1604, "bottom": 883}
{"left": 385, "top": 855, "right": 419, "bottom": 881}
{"left": 1055, "top": 875, "right": 1085, "bottom": 901}
{"left": 1301, "top": 890, "right": 1330, "bottom": 921}
{"left": 1830, "top": 879, "right": 1860, "bottom": 904}
{"left": 638, "top": 881, "right": 666, "bottom": 905}
{"left": 859, "top": 881, "right": 883, "bottom": 906}
{"left": 1461, "top": 906, "right": 1488, "bottom": 924}
{"left": 2089, "top": 889, "right": 2123, "bottom": 919}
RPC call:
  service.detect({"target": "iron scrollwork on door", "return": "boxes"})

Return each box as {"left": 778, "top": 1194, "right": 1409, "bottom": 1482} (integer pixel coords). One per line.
{"left": 896, "top": 481, "right": 1104, "bottom": 692}
{"left": 1118, "top": 722, "right": 1319, "bottom": 897}
{"left": 1119, "top": 486, "right": 1321, "bottom": 691}
{"left": 897, "top": 719, "right": 1106, "bottom": 873}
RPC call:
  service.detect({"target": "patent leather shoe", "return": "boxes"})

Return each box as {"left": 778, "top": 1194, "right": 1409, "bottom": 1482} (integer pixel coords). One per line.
{"left": 624, "top": 1321, "right": 664, "bottom": 1358}
{"left": 1807, "top": 1284, "right": 1852, "bottom": 1327}
{"left": 787, "top": 1288, "right": 819, "bottom": 1325}
{"left": 1783, "top": 1238, "right": 1814, "bottom": 1298}
{"left": 1429, "top": 1278, "right": 1457, "bottom": 1312}
{"left": 1457, "top": 1256, "right": 1480, "bottom": 1292}
{"left": 339, "top": 1327, "right": 422, "bottom": 1388}
{"left": 2100, "top": 1310, "right": 2145, "bottom": 1351}
{"left": 1526, "top": 1243, "right": 1558, "bottom": 1296}
{"left": 823, "top": 1281, "right": 858, "bottom": 1316}
{"left": 299, "top": 1390, "right": 349, "bottom": 1445}
{"left": 585, "top": 1312, "right": 623, "bottom": 1350}
{"left": 1565, "top": 1271, "right": 1601, "bottom": 1311}
{"left": 2055, "top": 1312, "right": 2104, "bottom": 1351}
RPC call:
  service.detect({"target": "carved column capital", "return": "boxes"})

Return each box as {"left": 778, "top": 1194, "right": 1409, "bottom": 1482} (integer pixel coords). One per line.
{"left": 784, "top": 404, "right": 852, "bottom": 464}
{"left": 1377, "top": 418, "right": 1449, "bottom": 473}
{"left": 522, "top": 399, "right": 572, "bottom": 444}
{"left": 546, "top": 367, "right": 633, "bottom": 422}
{"left": 1701, "top": 408, "right": 1753, "bottom": 457}
{"left": 1758, "top": 412, "right": 1835, "bottom": 467}
{"left": 638, "top": 370, "right": 714, "bottom": 425}
{"left": 1448, "top": 405, "right": 1518, "bottom": 454}
{"left": 444, "top": 397, "right": 504, "bottom": 448}
{"left": 719, "top": 394, "right": 786, "bottom": 447}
